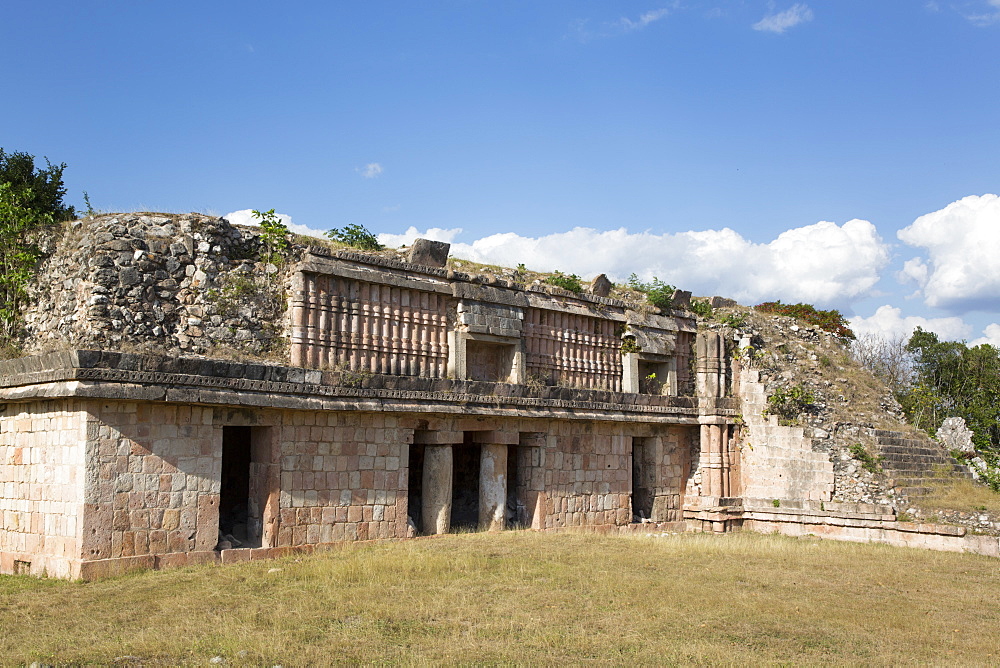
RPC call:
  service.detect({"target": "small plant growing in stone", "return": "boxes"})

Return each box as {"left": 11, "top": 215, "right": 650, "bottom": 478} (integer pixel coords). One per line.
{"left": 772, "top": 499, "right": 781, "bottom": 508}
{"left": 627, "top": 274, "right": 675, "bottom": 311}
{"left": 326, "top": 223, "right": 384, "bottom": 251}
{"left": 849, "top": 443, "right": 883, "bottom": 474}
{"left": 252, "top": 208, "right": 290, "bottom": 263}
{"left": 721, "top": 312, "right": 747, "bottom": 328}
{"left": 763, "top": 384, "right": 816, "bottom": 424}
{"left": 620, "top": 336, "right": 641, "bottom": 355}
{"left": 689, "top": 298, "right": 713, "bottom": 317}
{"left": 545, "top": 271, "right": 583, "bottom": 293}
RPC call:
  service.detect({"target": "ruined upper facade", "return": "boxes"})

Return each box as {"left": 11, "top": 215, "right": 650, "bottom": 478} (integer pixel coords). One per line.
{"left": 1, "top": 214, "right": 995, "bottom": 579}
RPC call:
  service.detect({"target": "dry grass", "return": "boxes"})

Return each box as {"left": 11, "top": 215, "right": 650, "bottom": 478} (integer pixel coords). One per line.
{"left": 2, "top": 531, "right": 999, "bottom": 665}
{"left": 923, "top": 477, "right": 1000, "bottom": 515}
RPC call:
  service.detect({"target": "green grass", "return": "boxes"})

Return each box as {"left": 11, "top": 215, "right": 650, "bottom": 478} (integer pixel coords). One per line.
{"left": 2, "top": 531, "right": 999, "bottom": 665}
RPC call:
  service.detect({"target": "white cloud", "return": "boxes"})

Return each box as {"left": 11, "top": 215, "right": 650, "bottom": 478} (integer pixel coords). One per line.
{"left": 438, "top": 218, "right": 888, "bottom": 308}
{"left": 572, "top": 5, "right": 675, "bottom": 41}
{"left": 753, "top": 3, "right": 814, "bottom": 33}
{"left": 377, "top": 226, "right": 463, "bottom": 248}
{"left": 971, "top": 323, "right": 1000, "bottom": 347}
{"left": 358, "top": 163, "right": 383, "bottom": 179}
{"left": 897, "top": 194, "right": 1000, "bottom": 312}
{"left": 964, "top": 0, "right": 1000, "bottom": 25}
{"left": 849, "top": 305, "right": 971, "bottom": 342}
{"left": 223, "top": 209, "right": 327, "bottom": 240}
{"left": 618, "top": 8, "right": 671, "bottom": 31}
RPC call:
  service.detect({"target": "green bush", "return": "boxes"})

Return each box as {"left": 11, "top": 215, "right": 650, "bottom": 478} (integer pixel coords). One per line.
{"left": 689, "top": 298, "right": 713, "bottom": 317}
{"left": 627, "top": 274, "right": 675, "bottom": 310}
{"left": 546, "top": 271, "right": 583, "bottom": 293}
{"left": 763, "top": 384, "right": 816, "bottom": 423}
{"left": 754, "top": 301, "right": 855, "bottom": 339}
{"left": 849, "top": 444, "right": 884, "bottom": 474}
{"left": 326, "top": 223, "right": 384, "bottom": 251}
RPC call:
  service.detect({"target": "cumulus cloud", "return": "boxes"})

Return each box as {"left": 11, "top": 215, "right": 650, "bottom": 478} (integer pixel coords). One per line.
{"left": 972, "top": 323, "right": 1000, "bottom": 347}
{"left": 223, "top": 209, "right": 327, "bottom": 239}
{"left": 377, "top": 226, "right": 463, "bottom": 248}
{"left": 417, "top": 218, "right": 889, "bottom": 308}
{"left": 753, "top": 3, "right": 814, "bottom": 33}
{"left": 848, "top": 305, "right": 971, "bottom": 342}
{"left": 897, "top": 194, "right": 1000, "bottom": 312}
{"left": 358, "top": 163, "right": 383, "bottom": 179}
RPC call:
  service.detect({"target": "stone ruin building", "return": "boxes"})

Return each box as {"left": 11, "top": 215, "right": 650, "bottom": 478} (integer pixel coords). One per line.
{"left": 1, "top": 213, "right": 997, "bottom": 579}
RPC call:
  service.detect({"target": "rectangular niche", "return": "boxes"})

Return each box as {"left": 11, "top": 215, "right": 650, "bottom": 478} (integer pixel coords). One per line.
{"left": 466, "top": 340, "right": 516, "bottom": 383}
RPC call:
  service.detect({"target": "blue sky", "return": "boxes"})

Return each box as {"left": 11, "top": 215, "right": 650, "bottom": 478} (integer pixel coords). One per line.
{"left": 4, "top": 1, "right": 1000, "bottom": 344}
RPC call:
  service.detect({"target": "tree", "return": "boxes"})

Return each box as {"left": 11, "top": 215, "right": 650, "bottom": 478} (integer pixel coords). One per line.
{"left": 0, "top": 184, "right": 53, "bottom": 340}
{"left": 901, "top": 327, "right": 1000, "bottom": 453}
{"left": 0, "top": 148, "right": 75, "bottom": 347}
{"left": 0, "top": 149, "right": 75, "bottom": 222}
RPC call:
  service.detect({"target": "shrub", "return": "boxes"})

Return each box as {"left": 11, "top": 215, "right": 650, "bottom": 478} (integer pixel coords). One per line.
{"left": 546, "top": 271, "right": 583, "bottom": 293}
{"left": 763, "top": 384, "right": 816, "bottom": 423}
{"left": 627, "top": 274, "right": 675, "bottom": 310}
{"left": 849, "top": 443, "right": 884, "bottom": 474}
{"left": 689, "top": 298, "right": 713, "bottom": 317}
{"left": 251, "top": 208, "right": 290, "bottom": 262}
{"left": 754, "top": 301, "right": 855, "bottom": 339}
{"left": 326, "top": 223, "right": 384, "bottom": 251}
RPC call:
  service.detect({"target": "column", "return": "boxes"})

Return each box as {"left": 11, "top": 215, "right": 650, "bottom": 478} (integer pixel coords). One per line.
{"left": 479, "top": 444, "right": 508, "bottom": 531}
{"left": 421, "top": 445, "right": 453, "bottom": 535}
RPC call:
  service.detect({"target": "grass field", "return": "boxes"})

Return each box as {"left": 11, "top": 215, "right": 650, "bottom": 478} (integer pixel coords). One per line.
{"left": 2, "top": 531, "right": 999, "bottom": 665}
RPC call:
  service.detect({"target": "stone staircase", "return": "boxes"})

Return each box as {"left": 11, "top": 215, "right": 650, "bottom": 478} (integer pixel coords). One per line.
{"left": 872, "top": 429, "right": 973, "bottom": 499}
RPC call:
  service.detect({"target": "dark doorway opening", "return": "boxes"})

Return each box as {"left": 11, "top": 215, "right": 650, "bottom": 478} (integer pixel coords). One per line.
{"left": 632, "top": 437, "right": 654, "bottom": 521}
{"left": 407, "top": 443, "right": 425, "bottom": 530}
{"left": 219, "top": 425, "right": 264, "bottom": 549}
{"left": 451, "top": 443, "right": 481, "bottom": 529}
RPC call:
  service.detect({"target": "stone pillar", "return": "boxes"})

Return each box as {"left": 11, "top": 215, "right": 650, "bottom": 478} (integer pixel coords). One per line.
{"left": 421, "top": 445, "right": 453, "bottom": 535}
{"left": 699, "top": 424, "right": 713, "bottom": 497}
{"left": 479, "top": 444, "right": 508, "bottom": 531}
{"left": 709, "top": 425, "right": 724, "bottom": 497}
{"left": 721, "top": 426, "right": 731, "bottom": 498}
{"left": 696, "top": 331, "right": 725, "bottom": 398}
{"left": 622, "top": 352, "right": 640, "bottom": 393}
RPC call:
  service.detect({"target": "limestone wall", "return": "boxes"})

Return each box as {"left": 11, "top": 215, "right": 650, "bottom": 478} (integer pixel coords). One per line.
{"left": 0, "top": 399, "right": 87, "bottom": 577}
{"left": 737, "top": 368, "right": 835, "bottom": 502}
{"left": 24, "top": 214, "right": 288, "bottom": 358}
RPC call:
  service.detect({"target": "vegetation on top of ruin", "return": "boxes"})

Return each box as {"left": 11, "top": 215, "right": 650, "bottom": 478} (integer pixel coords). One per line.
{"left": 753, "top": 300, "right": 855, "bottom": 339}
{"left": 1, "top": 531, "right": 996, "bottom": 664}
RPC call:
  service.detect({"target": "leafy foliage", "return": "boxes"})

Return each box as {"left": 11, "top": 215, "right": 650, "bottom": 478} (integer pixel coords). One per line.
{"left": 763, "top": 384, "right": 816, "bottom": 424}
{"left": 0, "top": 149, "right": 75, "bottom": 222}
{"left": 849, "top": 443, "right": 884, "bottom": 474}
{"left": 251, "top": 208, "right": 290, "bottom": 262}
{"left": 326, "top": 223, "right": 384, "bottom": 251}
{"left": 754, "top": 300, "right": 855, "bottom": 339}
{"left": 0, "top": 184, "right": 53, "bottom": 340}
{"left": 900, "top": 328, "right": 1000, "bottom": 453}
{"left": 545, "top": 271, "right": 583, "bottom": 293}
{"left": 689, "top": 298, "right": 712, "bottom": 317}
{"left": 0, "top": 148, "right": 75, "bottom": 347}
{"left": 627, "top": 274, "right": 675, "bottom": 310}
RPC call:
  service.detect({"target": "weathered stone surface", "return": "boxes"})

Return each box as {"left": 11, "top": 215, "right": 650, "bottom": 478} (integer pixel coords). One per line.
{"left": 408, "top": 238, "right": 450, "bottom": 268}
{"left": 422, "top": 446, "right": 453, "bottom": 535}
{"left": 589, "top": 274, "right": 613, "bottom": 297}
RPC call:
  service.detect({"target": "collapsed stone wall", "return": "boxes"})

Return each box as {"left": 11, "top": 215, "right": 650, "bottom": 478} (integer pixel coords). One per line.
{"left": 23, "top": 214, "right": 290, "bottom": 359}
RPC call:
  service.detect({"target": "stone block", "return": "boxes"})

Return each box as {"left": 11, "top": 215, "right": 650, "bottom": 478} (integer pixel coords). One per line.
{"left": 408, "top": 239, "right": 450, "bottom": 268}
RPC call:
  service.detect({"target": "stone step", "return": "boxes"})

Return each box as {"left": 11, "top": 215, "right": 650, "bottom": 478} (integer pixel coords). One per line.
{"left": 880, "top": 453, "right": 957, "bottom": 466}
